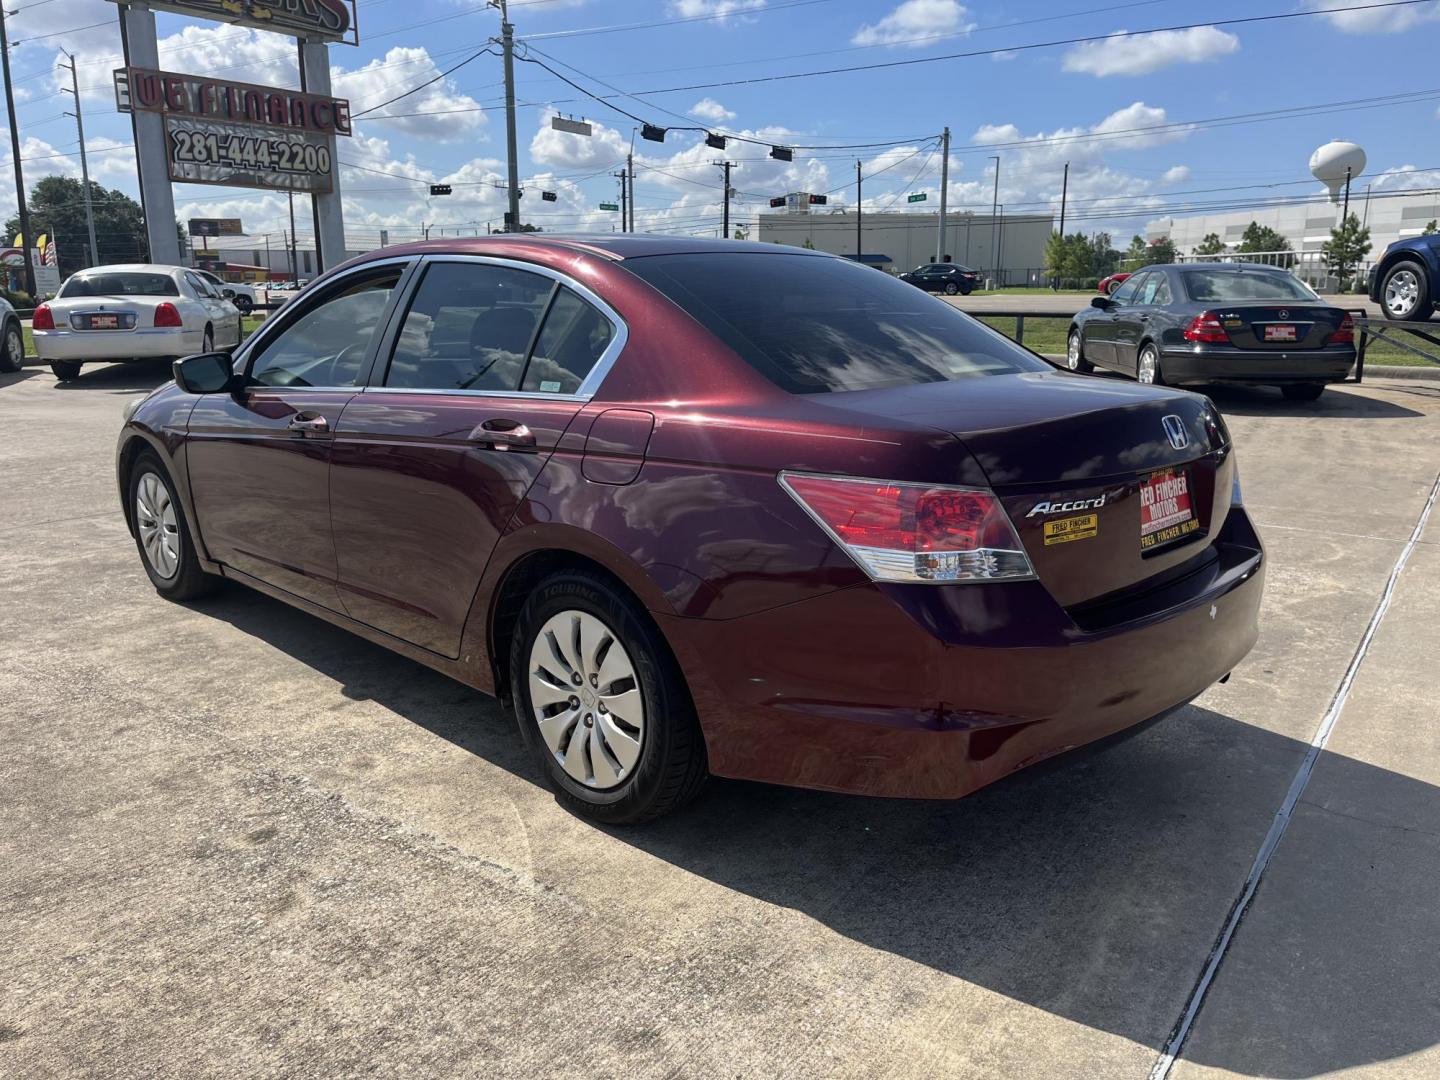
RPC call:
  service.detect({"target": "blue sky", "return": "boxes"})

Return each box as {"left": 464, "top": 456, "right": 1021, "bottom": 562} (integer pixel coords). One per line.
{"left": 5, "top": 0, "right": 1440, "bottom": 249}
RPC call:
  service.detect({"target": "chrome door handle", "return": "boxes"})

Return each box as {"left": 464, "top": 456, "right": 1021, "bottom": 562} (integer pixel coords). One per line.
{"left": 470, "top": 419, "right": 536, "bottom": 451}
{"left": 288, "top": 413, "right": 329, "bottom": 436}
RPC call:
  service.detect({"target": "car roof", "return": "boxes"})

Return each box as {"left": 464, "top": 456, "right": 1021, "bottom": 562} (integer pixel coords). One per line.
{"left": 351, "top": 234, "right": 838, "bottom": 263}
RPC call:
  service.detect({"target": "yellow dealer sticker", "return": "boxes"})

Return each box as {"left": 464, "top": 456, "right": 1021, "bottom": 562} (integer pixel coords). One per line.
{"left": 1043, "top": 513, "right": 1098, "bottom": 545}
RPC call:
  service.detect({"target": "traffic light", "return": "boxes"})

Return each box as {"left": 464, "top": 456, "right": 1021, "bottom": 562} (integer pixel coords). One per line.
{"left": 641, "top": 124, "right": 666, "bottom": 142}
{"left": 770, "top": 145, "right": 793, "bottom": 162}
{"left": 809, "top": 194, "right": 827, "bottom": 205}
{"left": 429, "top": 184, "right": 452, "bottom": 196}
{"left": 706, "top": 132, "right": 726, "bottom": 149}
{"left": 541, "top": 190, "right": 558, "bottom": 202}
{"left": 769, "top": 197, "right": 785, "bottom": 208}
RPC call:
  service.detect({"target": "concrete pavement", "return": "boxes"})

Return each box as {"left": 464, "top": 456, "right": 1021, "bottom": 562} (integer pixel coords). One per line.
{"left": 2, "top": 361, "right": 1438, "bottom": 1078}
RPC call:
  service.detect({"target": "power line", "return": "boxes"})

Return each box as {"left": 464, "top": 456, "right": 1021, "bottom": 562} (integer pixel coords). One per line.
{"left": 351, "top": 46, "right": 499, "bottom": 119}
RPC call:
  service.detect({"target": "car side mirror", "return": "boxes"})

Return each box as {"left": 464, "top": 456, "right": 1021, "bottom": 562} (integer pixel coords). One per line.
{"left": 173, "top": 351, "right": 237, "bottom": 394}
{"left": 1090, "top": 295, "right": 1114, "bottom": 310}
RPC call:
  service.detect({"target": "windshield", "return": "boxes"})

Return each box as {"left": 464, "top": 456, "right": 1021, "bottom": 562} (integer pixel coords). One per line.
{"left": 61, "top": 272, "right": 179, "bottom": 298}
{"left": 625, "top": 252, "right": 1047, "bottom": 394}
{"left": 1181, "top": 270, "right": 1318, "bottom": 303}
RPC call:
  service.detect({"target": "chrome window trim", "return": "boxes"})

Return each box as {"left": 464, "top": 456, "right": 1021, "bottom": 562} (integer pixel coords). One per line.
{"left": 230, "top": 255, "right": 418, "bottom": 373}
{"left": 367, "top": 252, "right": 629, "bottom": 402}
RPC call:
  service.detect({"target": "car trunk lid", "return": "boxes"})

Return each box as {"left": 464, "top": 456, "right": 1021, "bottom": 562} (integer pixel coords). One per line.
{"left": 811, "top": 371, "right": 1232, "bottom": 607}
{"left": 1210, "top": 304, "right": 1347, "bottom": 350}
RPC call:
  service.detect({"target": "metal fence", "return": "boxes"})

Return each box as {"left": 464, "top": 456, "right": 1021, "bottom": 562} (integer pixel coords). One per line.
{"left": 1176, "top": 250, "right": 1373, "bottom": 294}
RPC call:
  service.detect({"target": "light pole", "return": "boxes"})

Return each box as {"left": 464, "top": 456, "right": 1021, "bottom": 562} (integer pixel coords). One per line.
{"left": 935, "top": 126, "right": 949, "bottom": 263}
{"left": 988, "top": 155, "right": 1000, "bottom": 288}
{"left": 60, "top": 49, "right": 99, "bottom": 269}
{"left": 491, "top": 0, "right": 521, "bottom": 232}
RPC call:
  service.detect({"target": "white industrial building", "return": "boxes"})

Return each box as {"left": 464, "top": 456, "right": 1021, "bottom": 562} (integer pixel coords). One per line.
{"left": 757, "top": 204, "right": 1054, "bottom": 285}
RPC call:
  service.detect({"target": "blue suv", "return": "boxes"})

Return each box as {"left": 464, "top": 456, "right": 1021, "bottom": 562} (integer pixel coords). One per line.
{"left": 1370, "top": 233, "right": 1440, "bottom": 321}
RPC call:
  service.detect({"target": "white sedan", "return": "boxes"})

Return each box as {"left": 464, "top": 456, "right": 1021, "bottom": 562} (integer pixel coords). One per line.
{"left": 32, "top": 263, "right": 243, "bottom": 381}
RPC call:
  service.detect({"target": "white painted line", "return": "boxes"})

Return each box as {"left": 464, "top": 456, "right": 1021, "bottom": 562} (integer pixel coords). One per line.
{"left": 1148, "top": 468, "right": 1440, "bottom": 1080}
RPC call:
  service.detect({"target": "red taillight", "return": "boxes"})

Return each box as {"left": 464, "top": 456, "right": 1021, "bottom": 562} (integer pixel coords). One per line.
{"left": 1330, "top": 313, "right": 1355, "bottom": 344}
{"left": 1183, "top": 311, "right": 1228, "bottom": 344}
{"left": 153, "top": 302, "right": 182, "bottom": 328}
{"left": 32, "top": 303, "right": 54, "bottom": 330}
{"left": 779, "top": 473, "right": 1034, "bottom": 582}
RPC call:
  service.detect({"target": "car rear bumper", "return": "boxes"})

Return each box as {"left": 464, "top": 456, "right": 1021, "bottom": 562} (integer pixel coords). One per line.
{"left": 34, "top": 327, "right": 198, "bottom": 362}
{"left": 661, "top": 506, "right": 1264, "bottom": 799}
{"left": 1159, "top": 344, "right": 1355, "bottom": 385}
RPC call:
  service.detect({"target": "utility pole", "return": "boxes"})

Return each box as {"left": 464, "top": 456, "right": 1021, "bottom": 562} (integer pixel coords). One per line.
{"left": 494, "top": 0, "right": 521, "bottom": 233}
{"left": 627, "top": 149, "right": 635, "bottom": 232}
{"left": 1056, "top": 161, "right": 1069, "bottom": 290}
{"left": 615, "top": 167, "right": 628, "bottom": 232}
{"left": 60, "top": 50, "right": 99, "bottom": 270}
{"left": 856, "top": 159, "right": 863, "bottom": 261}
{"left": 719, "top": 160, "right": 732, "bottom": 239}
{"left": 287, "top": 192, "right": 299, "bottom": 280}
{"left": 1, "top": 6, "right": 36, "bottom": 298}
{"left": 989, "top": 154, "right": 1001, "bottom": 288}
{"left": 936, "top": 126, "right": 949, "bottom": 263}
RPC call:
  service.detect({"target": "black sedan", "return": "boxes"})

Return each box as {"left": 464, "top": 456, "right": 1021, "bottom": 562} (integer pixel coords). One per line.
{"left": 901, "top": 263, "right": 981, "bottom": 295}
{"left": 1065, "top": 263, "right": 1356, "bottom": 401}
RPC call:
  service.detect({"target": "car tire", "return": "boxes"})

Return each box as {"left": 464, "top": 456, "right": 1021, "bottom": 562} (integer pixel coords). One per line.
{"left": 944, "top": 282, "right": 959, "bottom": 295}
{"left": 202, "top": 328, "right": 213, "bottom": 354}
{"left": 128, "top": 452, "right": 219, "bottom": 601}
{"left": 1137, "top": 343, "right": 1164, "bottom": 385}
{"left": 50, "top": 360, "right": 82, "bottom": 381}
{"left": 960, "top": 285, "right": 973, "bottom": 296}
{"left": 1066, "top": 328, "right": 1094, "bottom": 373}
{"left": 510, "top": 570, "right": 707, "bottom": 825}
{"left": 1380, "top": 260, "right": 1433, "bottom": 322}
{"left": 0, "top": 319, "right": 23, "bottom": 373}
{"left": 1281, "top": 383, "right": 1326, "bottom": 402}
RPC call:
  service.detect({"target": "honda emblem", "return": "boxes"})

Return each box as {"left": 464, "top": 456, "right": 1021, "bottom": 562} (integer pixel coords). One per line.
{"left": 1162, "top": 415, "right": 1189, "bottom": 450}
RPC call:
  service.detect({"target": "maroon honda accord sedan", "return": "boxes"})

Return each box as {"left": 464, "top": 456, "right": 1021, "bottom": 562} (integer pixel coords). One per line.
{"left": 117, "top": 235, "right": 1263, "bottom": 823}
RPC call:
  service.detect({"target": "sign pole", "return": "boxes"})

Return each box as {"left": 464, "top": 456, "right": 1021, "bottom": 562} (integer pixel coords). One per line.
{"left": 121, "top": 4, "right": 181, "bottom": 264}
{"left": 299, "top": 38, "right": 346, "bottom": 272}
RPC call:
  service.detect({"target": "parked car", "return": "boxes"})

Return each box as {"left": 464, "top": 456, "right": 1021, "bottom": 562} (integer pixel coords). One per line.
{"left": 195, "top": 269, "right": 256, "bottom": 315}
{"left": 900, "top": 262, "right": 981, "bottom": 295}
{"left": 33, "top": 264, "right": 243, "bottom": 381}
{"left": 0, "top": 293, "right": 24, "bottom": 373}
{"left": 118, "top": 236, "right": 1262, "bottom": 824}
{"left": 1067, "top": 263, "right": 1355, "bottom": 401}
{"left": 1098, "top": 272, "right": 1131, "bottom": 295}
{"left": 1369, "top": 232, "right": 1440, "bottom": 321}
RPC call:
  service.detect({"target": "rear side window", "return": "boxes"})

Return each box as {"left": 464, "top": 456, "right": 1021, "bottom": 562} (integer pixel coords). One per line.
{"left": 385, "top": 262, "right": 552, "bottom": 391}
{"left": 623, "top": 252, "right": 1047, "bottom": 394}
{"left": 521, "top": 287, "right": 614, "bottom": 394}
{"left": 61, "top": 272, "right": 178, "bottom": 297}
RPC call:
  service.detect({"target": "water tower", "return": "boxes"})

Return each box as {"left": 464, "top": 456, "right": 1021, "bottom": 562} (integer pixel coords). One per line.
{"left": 1310, "top": 141, "right": 1367, "bottom": 204}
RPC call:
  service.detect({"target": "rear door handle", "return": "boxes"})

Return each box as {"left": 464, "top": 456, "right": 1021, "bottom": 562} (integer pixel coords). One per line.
{"left": 288, "top": 413, "right": 329, "bottom": 437}
{"left": 469, "top": 418, "right": 536, "bottom": 451}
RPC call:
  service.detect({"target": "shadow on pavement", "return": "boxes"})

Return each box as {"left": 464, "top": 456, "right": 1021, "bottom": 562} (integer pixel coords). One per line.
{"left": 1204, "top": 382, "right": 1424, "bottom": 419}
{"left": 195, "top": 583, "right": 1440, "bottom": 1079}
{"left": 50, "top": 360, "right": 173, "bottom": 394}
{"left": 0, "top": 368, "right": 40, "bottom": 389}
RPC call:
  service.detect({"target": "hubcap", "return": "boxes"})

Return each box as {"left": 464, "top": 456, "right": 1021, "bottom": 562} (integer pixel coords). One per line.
{"left": 135, "top": 472, "right": 180, "bottom": 579}
{"left": 1386, "top": 269, "right": 1419, "bottom": 317}
{"left": 1139, "top": 349, "right": 1157, "bottom": 384}
{"left": 528, "top": 610, "right": 645, "bottom": 790}
{"left": 6, "top": 327, "right": 19, "bottom": 363}
{"left": 1067, "top": 332, "right": 1080, "bottom": 370}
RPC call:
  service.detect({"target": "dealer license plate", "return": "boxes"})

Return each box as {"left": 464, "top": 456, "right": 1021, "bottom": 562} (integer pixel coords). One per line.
{"left": 1262, "top": 324, "right": 1297, "bottom": 342}
{"left": 87, "top": 314, "right": 119, "bottom": 329}
{"left": 1139, "top": 468, "right": 1199, "bottom": 551}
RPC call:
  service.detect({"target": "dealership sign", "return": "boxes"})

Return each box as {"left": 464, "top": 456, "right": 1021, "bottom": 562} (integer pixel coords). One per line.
{"left": 107, "top": 0, "right": 356, "bottom": 44}
{"left": 115, "top": 67, "right": 351, "bottom": 137}
{"left": 165, "top": 116, "right": 334, "bottom": 193}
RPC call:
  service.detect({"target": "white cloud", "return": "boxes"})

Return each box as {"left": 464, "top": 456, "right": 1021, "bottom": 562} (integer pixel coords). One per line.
{"left": 852, "top": 0, "right": 973, "bottom": 47}
{"left": 1370, "top": 164, "right": 1440, "bottom": 192}
{"left": 670, "top": 0, "right": 766, "bottom": 20}
{"left": 530, "top": 111, "right": 630, "bottom": 170}
{"left": 1062, "top": 26, "right": 1239, "bottom": 77}
{"left": 690, "top": 98, "right": 736, "bottom": 123}
{"left": 1162, "top": 165, "right": 1191, "bottom": 184}
{"left": 1310, "top": 0, "right": 1440, "bottom": 32}
{"left": 335, "top": 47, "right": 487, "bottom": 142}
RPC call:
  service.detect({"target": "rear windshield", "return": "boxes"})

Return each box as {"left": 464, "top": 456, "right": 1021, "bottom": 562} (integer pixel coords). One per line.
{"left": 61, "top": 272, "right": 179, "bottom": 298}
{"left": 1181, "top": 270, "right": 1318, "bottom": 303}
{"left": 623, "top": 252, "right": 1046, "bottom": 393}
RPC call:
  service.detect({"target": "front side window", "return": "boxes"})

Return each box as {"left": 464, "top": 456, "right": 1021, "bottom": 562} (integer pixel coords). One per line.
{"left": 624, "top": 252, "right": 1048, "bottom": 394}
{"left": 248, "top": 269, "right": 402, "bottom": 388}
{"left": 1182, "top": 269, "right": 1319, "bottom": 303}
{"left": 1110, "top": 275, "right": 1144, "bottom": 305}
{"left": 60, "top": 272, "right": 178, "bottom": 297}
{"left": 384, "top": 262, "right": 552, "bottom": 391}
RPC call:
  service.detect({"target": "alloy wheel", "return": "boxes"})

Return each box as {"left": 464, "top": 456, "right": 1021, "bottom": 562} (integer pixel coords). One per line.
{"left": 1067, "top": 331, "right": 1082, "bottom": 371}
{"left": 528, "top": 609, "right": 645, "bottom": 790}
{"left": 1138, "top": 347, "right": 1158, "bottom": 384}
{"left": 1386, "top": 268, "right": 1420, "bottom": 319}
{"left": 5, "top": 325, "right": 21, "bottom": 368}
{"left": 135, "top": 472, "right": 180, "bottom": 580}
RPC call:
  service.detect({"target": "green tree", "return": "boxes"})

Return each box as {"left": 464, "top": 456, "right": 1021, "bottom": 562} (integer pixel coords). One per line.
{"left": 4, "top": 176, "right": 152, "bottom": 276}
{"left": 1321, "top": 212, "right": 1372, "bottom": 291}
{"left": 1194, "top": 232, "right": 1227, "bottom": 256}
{"left": 1087, "top": 232, "right": 1118, "bottom": 278}
{"left": 732, "top": 225, "right": 749, "bottom": 241}
{"left": 1123, "top": 234, "right": 1148, "bottom": 270}
{"left": 801, "top": 237, "right": 816, "bottom": 249}
{"left": 1234, "top": 221, "right": 1294, "bottom": 267}
{"left": 1147, "top": 236, "right": 1177, "bottom": 265}
{"left": 1423, "top": 220, "right": 1438, "bottom": 236}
